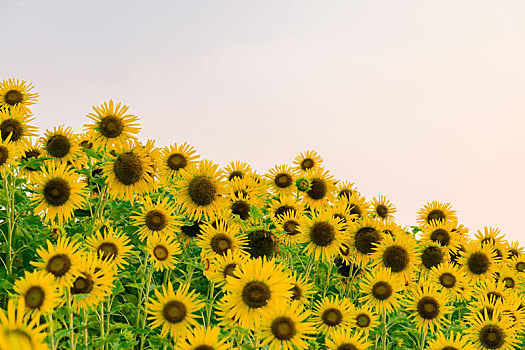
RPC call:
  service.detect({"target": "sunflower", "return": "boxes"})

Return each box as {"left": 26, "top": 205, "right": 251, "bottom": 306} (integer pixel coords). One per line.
{"left": 311, "top": 295, "right": 353, "bottom": 334}
{"left": 224, "top": 258, "right": 293, "bottom": 330}
{"left": 428, "top": 262, "right": 471, "bottom": 302}
{"left": 369, "top": 195, "right": 397, "bottom": 222}
{"left": 227, "top": 173, "right": 267, "bottom": 202}
{"left": 349, "top": 305, "right": 379, "bottom": 335}
{"left": 159, "top": 142, "right": 199, "bottom": 181}
{"left": 475, "top": 227, "right": 507, "bottom": 263}
{"left": 174, "top": 160, "right": 228, "bottom": 221}
{"left": 327, "top": 200, "right": 359, "bottom": 227}
{"left": 464, "top": 294, "right": 506, "bottom": 324}
{"left": 14, "top": 270, "right": 61, "bottom": 317}
{"left": 0, "top": 79, "right": 38, "bottom": 110}
{"left": 345, "top": 192, "right": 371, "bottom": 220}
{"left": 223, "top": 161, "right": 252, "bottom": 181}
{"left": 131, "top": 196, "right": 184, "bottom": 241}
{"left": 207, "top": 249, "right": 249, "bottom": 287}
{"left": 174, "top": 325, "right": 232, "bottom": 350}
{"left": 70, "top": 253, "right": 117, "bottom": 312}
{"left": 84, "top": 100, "right": 140, "bottom": 149}
{"left": 421, "top": 220, "right": 461, "bottom": 254}
{"left": 275, "top": 211, "right": 307, "bottom": 247}
{"left": 146, "top": 283, "right": 205, "bottom": 339}
{"left": 85, "top": 227, "right": 133, "bottom": 270}
{"left": 404, "top": 281, "right": 452, "bottom": 335}
{"left": 287, "top": 271, "right": 315, "bottom": 305}
{"left": 299, "top": 210, "right": 346, "bottom": 262}
{"left": 259, "top": 301, "right": 315, "bottom": 350}
{"left": 334, "top": 180, "right": 358, "bottom": 201}
{"left": 228, "top": 191, "right": 259, "bottom": 222}
{"left": 359, "top": 267, "right": 403, "bottom": 314}
{"left": 0, "top": 300, "right": 48, "bottom": 350}
{"left": 419, "top": 241, "right": 449, "bottom": 273}
{"left": 0, "top": 135, "right": 21, "bottom": 176}
{"left": 268, "top": 194, "right": 305, "bottom": 219}
{"left": 40, "top": 125, "right": 84, "bottom": 168}
{"left": 347, "top": 217, "right": 384, "bottom": 266}
{"left": 265, "top": 164, "right": 299, "bottom": 197}
{"left": 31, "top": 236, "right": 83, "bottom": 288}
{"left": 0, "top": 105, "right": 38, "bottom": 145}
{"left": 300, "top": 167, "right": 336, "bottom": 211}
{"left": 246, "top": 226, "right": 279, "bottom": 259}
{"left": 325, "top": 330, "right": 372, "bottom": 350}
{"left": 417, "top": 201, "right": 457, "bottom": 227}
{"left": 19, "top": 137, "right": 43, "bottom": 180}
{"left": 457, "top": 242, "right": 500, "bottom": 284}
{"left": 474, "top": 279, "right": 511, "bottom": 306}
{"left": 497, "top": 265, "right": 522, "bottom": 291}
{"left": 426, "top": 332, "right": 476, "bottom": 350}
{"left": 369, "top": 232, "right": 419, "bottom": 283}
{"left": 505, "top": 241, "right": 523, "bottom": 260}
{"left": 29, "top": 162, "right": 88, "bottom": 224}
{"left": 196, "top": 219, "right": 248, "bottom": 260}
{"left": 508, "top": 255, "right": 525, "bottom": 276}
{"left": 293, "top": 150, "right": 323, "bottom": 172}
{"left": 103, "top": 140, "right": 157, "bottom": 201}
{"left": 465, "top": 308, "right": 519, "bottom": 350}
{"left": 146, "top": 234, "right": 182, "bottom": 271}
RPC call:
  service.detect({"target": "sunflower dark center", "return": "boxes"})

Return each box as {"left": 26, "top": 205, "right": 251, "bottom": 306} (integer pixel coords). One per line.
{"left": 247, "top": 230, "right": 277, "bottom": 258}
{"left": 421, "top": 246, "right": 444, "bottom": 269}
{"left": 46, "top": 254, "right": 72, "bottom": 277}
{"left": 145, "top": 210, "right": 167, "bottom": 231}
{"left": 430, "top": 229, "right": 451, "bottom": 246}
{"left": 271, "top": 316, "right": 296, "bottom": 340}
{"left": 439, "top": 273, "right": 456, "bottom": 288}
{"left": 231, "top": 200, "right": 251, "bottom": 220}
{"left": 509, "top": 249, "right": 519, "bottom": 259}
{"left": 242, "top": 281, "right": 271, "bottom": 308}
{"left": 24, "top": 286, "right": 45, "bottom": 309}
{"left": 479, "top": 325, "right": 504, "bottom": 349}
{"left": 210, "top": 234, "right": 232, "bottom": 255}
{"left": 354, "top": 227, "right": 381, "bottom": 255}
{"left": 181, "top": 221, "right": 202, "bottom": 238}
{"left": 339, "top": 243, "right": 350, "bottom": 256}
{"left": 336, "top": 345, "right": 358, "bottom": 350}
{"left": 322, "top": 308, "right": 343, "bottom": 327}
{"left": 349, "top": 205, "right": 362, "bottom": 218}
{"left": 153, "top": 245, "right": 169, "bottom": 261}
{"left": 188, "top": 176, "right": 217, "bottom": 206}
{"left": 310, "top": 222, "right": 335, "bottom": 247}
{"left": 300, "top": 158, "right": 314, "bottom": 170}
{"left": 43, "top": 178, "right": 71, "bottom": 207}
{"left": 487, "top": 292, "right": 503, "bottom": 302}
{"left": 98, "top": 242, "right": 118, "bottom": 260}
{"left": 338, "top": 189, "right": 352, "bottom": 200}
{"left": 504, "top": 277, "right": 515, "bottom": 288}
{"left": 99, "top": 115, "right": 124, "bottom": 138}
{"left": 307, "top": 178, "right": 327, "bottom": 200}
{"left": 0, "top": 146, "right": 9, "bottom": 165}
{"left": 274, "top": 173, "right": 293, "bottom": 188}
{"left": 194, "top": 347, "right": 214, "bottom": 350}
{"left": 167, "top": 153, "right": 187, "bottom": 171}
{"left": 223, "top": 263, "right": 237, "bottom": 278}
{"left": 0, "top": 118, "right": 23, "bottom": 141}
{"left": 334, "top": 213, "right": 346, "bottom": 224}
{"left": 46, "top": 135, "right": 71, "bottom": 158}
{"left": 228, "top": 171, "right": 244, "bottom": 181}
{"left": 162, "top": 300, "right": 187, "bottom": 323}
{"left": 468, "top": 252, "right": 490, "bottom": 275}
{"left": 291, "top": 284, "right": 302, "bottom": 300}
{"left": 376, "top": 205, "right": 388, "bottom": 218}
{"left": 71, "top": 274, "right": 94, "bottom": 294}
{"left": 275, "top": 205, "right": 295, "bottom": 218}
{"left": 442, "top": 347, "right": 458, "bottom": 350}
{"left": 516, "top": 262, "right": 525, "bottom": 272}
{"left": 113, "top": 152, "right": 143, "bottom": 185}
{"left": 417, "top": 297, "right": 440, "bottom": 319}
{"left": 427, "top": 209, "right": 446, "bottom": 223}
{"left": 356, "top": 313, "right": 371, "bottom": 328}
{"left": 80, "top": 140, "right": 93, "bottom": 149}
{"left": 283, "top": 220, "right": 300, "bottom": 236}
{"left": 382, "top": 245, "right": 409, "bottom": 272}
{"left": 4, "top": 90, "right": 24, "bottom": 105}
{"left": 372, "top": 281, "right": 392, "bottom": 300}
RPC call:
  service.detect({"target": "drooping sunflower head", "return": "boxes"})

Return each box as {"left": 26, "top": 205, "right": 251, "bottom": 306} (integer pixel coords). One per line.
{"left": 159, "top": 142, "right": 199, "bottom": 181}
{"left": 370, "top": 195, "right": 397, "bottom": 222}
{"left": 84, "top": 100, "right": 140, "bottom": 149}
{"left": 266, "top": 164, "right": 299, "bottom": 197}
{"left": 0, "top": 79, "right": 38, "bottom": 110}
{"left": 174, "top": 160, "right": 228, "bottom": 221}
{"left": 300, "top": 210, "right": 346, "bottom": 262}
{"left": 0, "top": 105, "right": 38, "bottom": 144}
{"left": 417, "top": 201, "right": 457, "bottom": 227}
{"left": 19, "top": 138, "right": 43, "bottom": 180}
{"left": 293, "top": 150, "right": 323, "bottom": 172}
{"left": 345, "top": 192, "right": 371, "bottom": 221}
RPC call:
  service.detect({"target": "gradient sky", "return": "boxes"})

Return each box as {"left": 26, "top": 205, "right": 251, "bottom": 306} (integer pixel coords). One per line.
{"left": 3, "top": 1, "right": 525, "bottom": 245}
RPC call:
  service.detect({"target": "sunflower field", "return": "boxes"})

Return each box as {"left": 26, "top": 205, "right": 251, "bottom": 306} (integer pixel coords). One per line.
{"left": 0, "top": 78, "right": 524, "bottom": 350}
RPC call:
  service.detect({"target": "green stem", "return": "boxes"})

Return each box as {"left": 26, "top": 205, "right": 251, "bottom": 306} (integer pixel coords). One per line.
{"left": 100, "top": 303, "right": 105, "bottom": 350}
{"left": 66, "top": 288, "right": 76, "bottom": 350}
{"left": 139, "top": 264, "right": 155, "bottom": 350}
{"left": 47, "top": 313, "right": 56, "bottom": 350}
{"left": 322, "top": 259, "right": 334, "bottom": 297}
{"left": 83, "top": 309, "right": 88, "bottom": 348}
{"left": 383, "top": 310, "right": 388, "bottom": 350}
{"left": 206, "top": 281, "right": 215, "bottom": 327}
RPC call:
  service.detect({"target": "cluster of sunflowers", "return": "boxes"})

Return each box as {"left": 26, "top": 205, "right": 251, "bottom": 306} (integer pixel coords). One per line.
{"left": 0, "top": 78, "right": 523, "bottom": 350}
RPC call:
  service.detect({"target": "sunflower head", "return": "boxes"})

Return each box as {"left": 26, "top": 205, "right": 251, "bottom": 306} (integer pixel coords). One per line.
{"left": 0, "top": 79, "right": 38, "bottom": 110}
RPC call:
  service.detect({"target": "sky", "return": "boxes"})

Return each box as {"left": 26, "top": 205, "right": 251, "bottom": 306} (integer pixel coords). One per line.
{"left": 2, "top": 1, "right": 525, "bottom": 245}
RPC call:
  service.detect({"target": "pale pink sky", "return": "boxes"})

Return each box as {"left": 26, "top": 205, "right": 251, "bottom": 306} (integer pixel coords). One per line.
{"left": 3, "top": 1, "right": 525, "bottom": 245}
